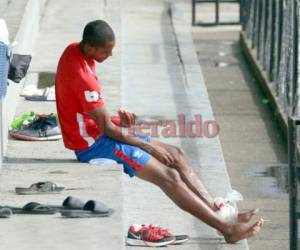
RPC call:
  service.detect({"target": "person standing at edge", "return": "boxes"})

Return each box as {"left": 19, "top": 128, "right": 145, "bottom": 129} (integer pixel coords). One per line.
{"left": 55, "top": 20, "right": 263, "bottom": 244}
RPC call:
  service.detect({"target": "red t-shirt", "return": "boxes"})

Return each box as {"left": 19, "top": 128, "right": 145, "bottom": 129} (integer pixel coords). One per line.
{"left": 55, "top": 42, "right": 104, "bottom": 151}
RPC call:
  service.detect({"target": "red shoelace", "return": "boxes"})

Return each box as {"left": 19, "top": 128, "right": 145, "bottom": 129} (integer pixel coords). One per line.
{"left": 140, "top": 227, "right": 164, "bottom": 242}
{"left": 142, "top": 224, "right": 173, "bottom": 237}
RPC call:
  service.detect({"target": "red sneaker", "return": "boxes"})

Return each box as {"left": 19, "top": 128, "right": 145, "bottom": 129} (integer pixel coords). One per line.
{"left": 147, "top": 224, "right": 189, "bottom": 244}
{"left": 126, "top": 224, "right": 175, "bottom": 247}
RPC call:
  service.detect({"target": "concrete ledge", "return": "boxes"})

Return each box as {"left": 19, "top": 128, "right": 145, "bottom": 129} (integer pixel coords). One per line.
{"left": 1, "top": 1, "right": 126, "bottom": 249}
{"left": 2, "top": 0, "right": 29, "bottom": 41}
{"left": 172, "top": 2, "right": 248, "bottom": 249}
{"left": 1, "top": 0, "right": 47, "bottom": 158}
{"left": 123, "top": 0, "right": 248, "bottom": 248}
{"left": 239, "top": 32, "right": 288, "bottom": 139}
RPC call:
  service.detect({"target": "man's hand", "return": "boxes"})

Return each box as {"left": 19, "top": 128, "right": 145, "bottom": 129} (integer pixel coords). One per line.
{"left": 143, "top": 144, "right": 175, "bottom": 166}
{"left": 118, "top": 109, "right": 136, "bottom": 127}
{"left": 88, "top": 107, "right": 174, "bottom": 166}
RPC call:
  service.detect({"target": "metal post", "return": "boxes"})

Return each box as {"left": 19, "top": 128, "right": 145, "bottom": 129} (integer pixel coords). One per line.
{"left": 216, "top": 0, "right": 220, "bottom": 24}
{"left": 289, "top": 1, "right": 299, "bottom": 248}
{"left": 239, "top": 0, "right": 243, "bottom": 24}
{"left": 192, "top": 0, "right": 196, "bottom": 26}
{"left": 292, "top": 0, "right": 298, "bottom": 115}
{"left": 268, "top": 0, "right": 276, "bottom": 81}
{"left": 288, "top": 116, "right": 298, "bottom": 250}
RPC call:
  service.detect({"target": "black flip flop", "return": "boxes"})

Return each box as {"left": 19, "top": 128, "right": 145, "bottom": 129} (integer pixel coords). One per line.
{"left": 59, "top": 197, "right": 114, "bottom": 218}
{"left": 15, "top": 181, "right": 65, "bottom": 195}
{"left": 60, "top": 208, "right": 114, "bottom": 218}
{"left": 1, "top": 202, "right": 56, "bottom": 215}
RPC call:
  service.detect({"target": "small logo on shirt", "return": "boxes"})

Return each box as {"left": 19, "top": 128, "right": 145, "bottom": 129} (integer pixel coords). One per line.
{"left": 133, "top": 150, "right": 143, "bottom": 159}
{"left": 84, "top": 91, "right": 99, "bottom": 102}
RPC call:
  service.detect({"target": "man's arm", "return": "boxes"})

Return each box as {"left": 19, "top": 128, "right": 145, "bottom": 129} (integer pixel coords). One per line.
{"left": 88, "top": 106, "right": 174, "bottom": 165}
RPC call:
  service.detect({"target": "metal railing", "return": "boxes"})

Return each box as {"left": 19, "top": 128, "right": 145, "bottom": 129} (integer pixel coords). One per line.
{"left": 192, "top": 0, "right": 242, "bottom": 26}
{"left": 241, "top": 1, "right": 299, "bottom": 249}
{"left": 241, "top": 0, "right": 299, "bottom": 116}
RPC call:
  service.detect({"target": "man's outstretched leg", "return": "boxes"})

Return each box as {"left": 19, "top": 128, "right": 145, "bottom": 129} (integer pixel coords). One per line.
{"left": 150, "top": 140, "right": 259, "bottom": 223}
{"left": 150, "top": 140, "right": 214, "bottom": 207}
{"left": 136, "top": 156, "right": 263, "bottom": 243}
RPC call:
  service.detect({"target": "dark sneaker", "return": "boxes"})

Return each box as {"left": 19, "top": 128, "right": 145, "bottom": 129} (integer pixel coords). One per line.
{"left": 126, "top": 224, "right": 175, "bottom": 247}
{"left": 9, "top": 114, "right": 62, "bottom": 141}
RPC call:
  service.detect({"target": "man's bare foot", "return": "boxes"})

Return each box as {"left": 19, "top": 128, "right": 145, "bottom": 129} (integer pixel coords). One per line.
{"left": 223, "top": 219, "right": 264, "bottom": 244}
{"left": 238, "top": 209, "right": 259, "bottom": 223}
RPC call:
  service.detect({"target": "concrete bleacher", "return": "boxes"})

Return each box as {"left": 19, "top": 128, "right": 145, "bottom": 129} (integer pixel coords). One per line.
{"left": 0, "top": 0, "right": 249, "bottom": 249}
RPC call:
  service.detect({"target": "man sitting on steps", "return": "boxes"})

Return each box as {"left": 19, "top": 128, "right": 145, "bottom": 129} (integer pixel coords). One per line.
{"left": 55, "top": 19, "right": 263, "bottom": 244}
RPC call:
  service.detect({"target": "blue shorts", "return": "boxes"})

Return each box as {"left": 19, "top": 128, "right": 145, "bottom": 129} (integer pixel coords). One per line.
{"left": 75, "top": 134, "right": 152, "bottom": 177}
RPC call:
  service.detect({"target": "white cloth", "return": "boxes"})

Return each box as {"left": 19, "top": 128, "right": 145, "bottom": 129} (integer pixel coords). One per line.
{"left": 214, "top": 190, "right": 243, "bottom": 223}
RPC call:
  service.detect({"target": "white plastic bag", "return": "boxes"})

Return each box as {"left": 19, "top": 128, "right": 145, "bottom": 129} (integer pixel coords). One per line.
{"left": 214, "top": 190, "right": 243, "bottom": 223}
{"left": 0, "top": 19, "right": 9, "bottom": 45}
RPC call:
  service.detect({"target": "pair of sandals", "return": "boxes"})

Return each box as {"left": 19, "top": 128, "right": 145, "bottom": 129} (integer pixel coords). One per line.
{"left": 0, "top": 196, "right": 114, "bottom": 218}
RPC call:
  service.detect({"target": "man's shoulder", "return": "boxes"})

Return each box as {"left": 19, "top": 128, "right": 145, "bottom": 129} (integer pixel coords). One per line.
{"left": 60, "top": 42, "right": 80, "bottom": 61}
{"left": 65, "top": 42, "right": 80, "bottom": 52}
{"left": 58, "top": 43, "right": 84, "bottom": 75}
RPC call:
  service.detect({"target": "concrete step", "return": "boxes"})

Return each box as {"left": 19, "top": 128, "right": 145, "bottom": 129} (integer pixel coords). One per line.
{"left": 2, "top": 0, "right": 126, "bottom": 249}
{"left": 122, "top": 0, "right": 248, "bottom": 249}
{"left": 2, "top": 0, "right": 254, "bottom": 249}
{"left": 0, "top": 162, "right": 124, "bottom": 250}
{"left": 1, "top": 0, "right": 47, "bottom": 157}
